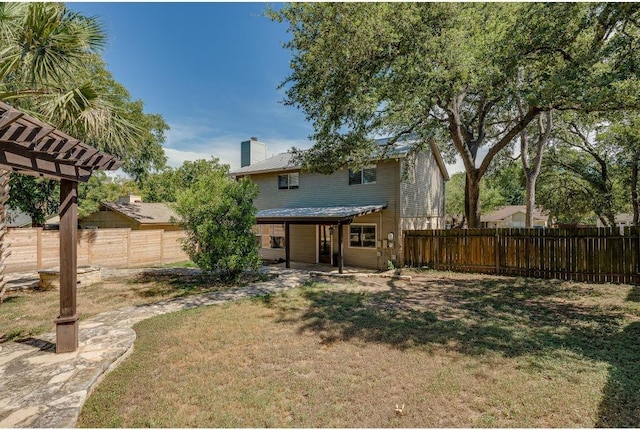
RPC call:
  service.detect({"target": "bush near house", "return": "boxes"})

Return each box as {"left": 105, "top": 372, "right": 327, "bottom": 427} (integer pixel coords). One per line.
{"left": 173, "top": 166, "right": 261, "bottom": 280}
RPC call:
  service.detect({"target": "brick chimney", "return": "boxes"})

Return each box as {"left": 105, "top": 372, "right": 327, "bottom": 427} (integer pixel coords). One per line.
{"left": 118, "top": 194, "right": 142, "bottom": 204}
{"left": 240, "top": 137, "right": 267, "bottom": 167}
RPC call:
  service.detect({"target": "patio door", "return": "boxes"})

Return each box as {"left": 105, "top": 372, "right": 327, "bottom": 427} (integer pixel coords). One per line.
{"left": 318, "top": 225, "right": 332, "bottom": 264}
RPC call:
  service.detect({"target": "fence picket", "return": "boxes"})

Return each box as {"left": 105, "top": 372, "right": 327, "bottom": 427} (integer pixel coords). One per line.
{"left": 404, "top": 227, "right": 639, "bottom": 285}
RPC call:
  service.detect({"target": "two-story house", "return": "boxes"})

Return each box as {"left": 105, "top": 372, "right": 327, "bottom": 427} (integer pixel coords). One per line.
{"left": 230, "top": 137, "right": 449, "bottom": 272}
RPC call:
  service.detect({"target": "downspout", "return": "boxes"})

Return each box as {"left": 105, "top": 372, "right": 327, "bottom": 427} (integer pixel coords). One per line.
{"left": 378, "top": 210, "right": 383, "bottom": 270}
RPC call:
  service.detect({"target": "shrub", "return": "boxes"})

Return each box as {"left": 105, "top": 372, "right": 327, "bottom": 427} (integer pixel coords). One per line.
{"left": 173, "top": 166, "right": 261, "bottom": 280}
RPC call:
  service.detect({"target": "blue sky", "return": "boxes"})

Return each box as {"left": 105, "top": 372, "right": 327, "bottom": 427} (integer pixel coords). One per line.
{"left": 71, "top": 2, "right": 315, "bottom": 171}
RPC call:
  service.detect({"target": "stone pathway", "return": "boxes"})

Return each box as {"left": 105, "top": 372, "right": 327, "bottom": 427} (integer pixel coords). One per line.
{"left": 0, "top": 267, "right": 310, "bottom": 428}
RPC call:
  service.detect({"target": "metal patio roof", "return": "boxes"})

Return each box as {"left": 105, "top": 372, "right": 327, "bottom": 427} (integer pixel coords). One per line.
{"left": 256, "top": 203, "right": 387, "bottom": 225}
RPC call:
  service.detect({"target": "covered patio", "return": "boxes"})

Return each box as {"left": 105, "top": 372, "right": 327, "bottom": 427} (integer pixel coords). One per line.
{"left": 256, "top": 203, "right": 386, "bottom": 274}
{"left": 0, "top": 101, "right": 122, "bottom": 353}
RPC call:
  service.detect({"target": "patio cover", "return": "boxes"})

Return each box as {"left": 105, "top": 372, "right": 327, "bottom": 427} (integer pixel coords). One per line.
{"left": 0, "top": 101, "right": 122, "bottom": 353}
{"left": 256, "top": 203, "right": 387, "bottom": 225}
{"left": 256, "top": 203, "right": 387, "bottom": 273}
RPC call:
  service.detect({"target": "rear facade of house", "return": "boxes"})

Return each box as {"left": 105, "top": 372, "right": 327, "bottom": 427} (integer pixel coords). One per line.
{"left": 231, "top": 138, "right": 448, "bottom": 270}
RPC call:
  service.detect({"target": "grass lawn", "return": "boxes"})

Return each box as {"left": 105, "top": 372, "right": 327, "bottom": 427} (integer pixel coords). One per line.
{"left": 0, "top": 265, "right": 264, "bottom": 343}
{"left": 77, "top": 270, "right": 640, "bottom": 428}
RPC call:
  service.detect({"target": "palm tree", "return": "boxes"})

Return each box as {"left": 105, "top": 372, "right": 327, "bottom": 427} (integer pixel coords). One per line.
{"left": 0, "top": 2, "right": 144, "bottom": 301}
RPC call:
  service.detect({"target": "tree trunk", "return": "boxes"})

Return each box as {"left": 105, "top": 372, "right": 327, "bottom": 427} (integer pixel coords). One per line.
{"left": 603, "top": 192, "right": 617, "bottom": 228}
{"left": 525, "top": 172, "right": 537, "bottom": 228}
{"left": 465, "top": 171, "right": 482, "bottom": 228}
{"left": 520, "top": 110, "right": 552, "bottom": 228}
{"left": 0, "top": 169, "right": 10, "bottom": 304}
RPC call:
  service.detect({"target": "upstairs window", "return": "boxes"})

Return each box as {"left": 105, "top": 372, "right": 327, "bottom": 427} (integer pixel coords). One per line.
{"left": 349, "top": 165, "right": 376, "bottom": 185}
{"left": 278, "top": 172, "right": 299, "bottom": 190}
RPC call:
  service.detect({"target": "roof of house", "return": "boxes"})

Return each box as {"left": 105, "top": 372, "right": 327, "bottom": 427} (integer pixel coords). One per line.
{"left": 481, "top": 205, "right": 548, "bottom": 222}
{"left": 99, "top": 202, "right": 178, "bottom": 225}
{"left": 7, "top": 209, "right": 32, "bottom": 227}
{"left": 256, "top": 203, "right": 387, "bottom": 224}
{"left": 231, "top": 137, "right": 449, "bottom": 180}
{"left": 6, "top": 209, "right": 60, "bottom": 227}
{"left": 233, "top": 152, "right": 297, "bottom": 176}
{"left": 615, "top": 213, "right": 634, "bottom": 223}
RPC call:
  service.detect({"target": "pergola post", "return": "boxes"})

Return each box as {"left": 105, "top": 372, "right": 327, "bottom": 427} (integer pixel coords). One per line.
{"left": 55, "top": 179, "right": 78, "bottom": 353}
{"left": 284, "top": 222, "right": 290, "bottom": 269}
{"left": 0, "top": 102, "right": 122, "bottom": 354}
{"left": 337, "top": 222, "right": 344, "bottom": 274}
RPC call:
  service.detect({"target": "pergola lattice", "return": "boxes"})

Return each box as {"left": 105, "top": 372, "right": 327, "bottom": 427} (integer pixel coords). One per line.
{"left": 0, "top": 101, "right": 123, "bottom": 353}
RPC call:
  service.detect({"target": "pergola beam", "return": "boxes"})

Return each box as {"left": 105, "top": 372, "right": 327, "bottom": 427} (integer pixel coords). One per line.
{"left": 0, "top": 145, "right": 93, "bottom": 182}
{"left": 0, "top": 101, "right": 122, "bottom": 353}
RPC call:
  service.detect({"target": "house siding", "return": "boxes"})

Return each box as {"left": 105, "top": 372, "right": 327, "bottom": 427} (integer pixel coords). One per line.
{"left": 80, "top": 210, "right": 138, "bottom": 229}
{"left": 242, "top": 148, "right": 446, "bottom": 270}
{"left": 337, "top": 211, "right": 400, "bottom": 270}
{"left": 250, "top": 159, "right": 401, "bottom": 213}
{"left": 290, "top": 224, "right": 316, "bottom": 263}
{"left": 400, "top": 150, "right": 446, "bottom": 229}
{"left": 249, "top": 160, "right": 402, "bottom": 270}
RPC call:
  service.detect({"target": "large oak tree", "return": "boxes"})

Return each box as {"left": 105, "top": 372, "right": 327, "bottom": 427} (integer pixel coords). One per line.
{"left": 272, "top": 3, "right": 640, "bottom": 227}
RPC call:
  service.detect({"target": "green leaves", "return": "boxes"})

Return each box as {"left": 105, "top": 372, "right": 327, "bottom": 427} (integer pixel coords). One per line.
{"left": 273, "top": 2, "right": 640, "bottom": 227}
{"left": 0, "top": 3, "right": 106, "bottom": 85}
{"left": 141, "top": 158, "right": 229, "bottom": 203}
{"left": 173, "top": 161, "right": 261, "bottom": 280}
{"left": 0, "top": 3, "right": 168, "bottom": 181}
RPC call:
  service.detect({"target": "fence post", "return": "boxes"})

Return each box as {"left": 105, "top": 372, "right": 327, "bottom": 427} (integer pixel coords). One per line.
{"left": 126, "top": 229, "right": 131, "bottom": 268}
{"left": 36, "top": 228, "right": 42, "bottom": 270}
{"left": 160, "top": 230, "right": 165, "bottom": 264}
{"left": 495, "top": 229, "right": 500, "bottom": 275}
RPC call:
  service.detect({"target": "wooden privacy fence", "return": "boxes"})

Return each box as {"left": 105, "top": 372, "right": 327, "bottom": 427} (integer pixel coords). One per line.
{"left": 4, "top": 228, "right": 189, "bottom": 273}
{"left": 404, "top": 228, "right": 640, "bottom": 285}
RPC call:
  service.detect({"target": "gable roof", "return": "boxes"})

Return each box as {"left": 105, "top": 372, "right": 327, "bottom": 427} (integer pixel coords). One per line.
{"left": 99, "top": 202, "right": 178, "bottom": 225}
{"left": 230, "top": 137, "right": 449, "bottom": 180}
{"left": 481, "top": 205, "right": 548, "bottom": 222}
{"left": 232, "top": 152, "right": 296, "bottom": 176}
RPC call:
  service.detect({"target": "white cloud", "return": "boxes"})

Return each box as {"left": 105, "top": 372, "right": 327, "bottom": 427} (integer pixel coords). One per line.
{"left": 164, "top": 148, "right": 222, "bottom": 168}
{"left": 443, "top": 147, "right": 493, "bottom": 177}
{"left": 446, "top": 158, "right": 465, "bottom": 176}
{"left": 163, "top": 134, "right": 312, "bottom": 171}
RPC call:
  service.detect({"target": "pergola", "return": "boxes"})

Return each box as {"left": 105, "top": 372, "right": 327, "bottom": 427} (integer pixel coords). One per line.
{"left": 0, "top": 101, "right": 122, "bottom": 353}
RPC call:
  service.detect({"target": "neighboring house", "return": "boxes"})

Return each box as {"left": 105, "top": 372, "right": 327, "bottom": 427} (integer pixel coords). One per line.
{"left": 481, "top": 205, "right": 548, "bottom": 228}
{"left": 7, "top": 209, "right": 33, "bottom": 228}
{"left": 230, "top": 137, "right": 449, "bottom": 271}
{"left": 79, "top": 194, "right": 181, "bottom": 231}
{"left": 596, "top": 213, "right": 635, "bottom": 233}
{"left": 7, "top": 208, "right": 59, "bottom": 229}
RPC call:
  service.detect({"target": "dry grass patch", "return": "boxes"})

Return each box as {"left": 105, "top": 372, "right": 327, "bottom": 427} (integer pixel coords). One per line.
{"left": 79, "top": 271, "right": 640, "bottom": 427}
{"left": 0, "top": 267, "right": 269, "bottom": 343}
